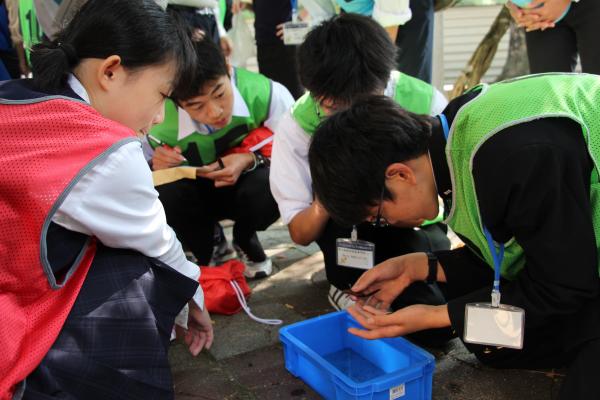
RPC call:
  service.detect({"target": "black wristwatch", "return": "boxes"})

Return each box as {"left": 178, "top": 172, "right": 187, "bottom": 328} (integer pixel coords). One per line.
{"left": 425, "top": 252, "right": 438, "bottom": 284}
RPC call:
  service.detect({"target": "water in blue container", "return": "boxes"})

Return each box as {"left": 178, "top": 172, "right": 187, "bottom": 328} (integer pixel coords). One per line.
{"left": 325, "top": 348, "right": 387, "bottom": 383}
{"left": 280, "top": 311, "right": 435, "bottom": 400}
{"left": 510, "top": 0, "right": 570, "bottom": 22}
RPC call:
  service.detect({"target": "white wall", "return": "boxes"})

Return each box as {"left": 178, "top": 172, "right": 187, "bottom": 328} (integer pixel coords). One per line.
{"left": 433, "top": 5, "right": 510, "bottom": 92}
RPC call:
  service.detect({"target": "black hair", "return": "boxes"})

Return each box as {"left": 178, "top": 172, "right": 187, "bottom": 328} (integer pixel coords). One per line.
{"left": 30, "top": 0, "right": 196, "bottom": 94}
{"left": 309, "top": 95, "right": 432, "bottom": 227}
{"left": 171, "top": 37, "right": 228, "bottom": 102}
{"left": 297, "top": 13, "right": 397, "bottom": 105}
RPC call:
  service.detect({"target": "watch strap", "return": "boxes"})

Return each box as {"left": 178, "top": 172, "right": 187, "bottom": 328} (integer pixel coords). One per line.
{"left": 425, "top": 252, "right": 438, "bottom": 284}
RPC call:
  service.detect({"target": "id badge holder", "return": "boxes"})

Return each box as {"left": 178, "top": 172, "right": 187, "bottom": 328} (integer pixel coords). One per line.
{"left": 464, "top": 302, "right": 525, "bottom": 349}
{"left": 464, "top": 228, "right": 525, "bottom": 349}
{"left": 336, "top": 226, "right": 375, "bottom": 270}
{"left": 282, "top": 21, "right": 310, "bottom": 45}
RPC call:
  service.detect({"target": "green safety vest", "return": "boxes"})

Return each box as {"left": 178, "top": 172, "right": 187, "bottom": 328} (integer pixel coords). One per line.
{"left": 218, "top": 0, "right": 226, "bottom": 26}
{"left": 446, "top": 73, "right": 600, "bottom": 280}
{"left": 149, "top": 68, "right": 272, "bottom": 166}
{"left": 19, "top": 0, "right": 43, "bottom": 65}
{"left": 291, "top": 70, "right": 434, "bottom": 135}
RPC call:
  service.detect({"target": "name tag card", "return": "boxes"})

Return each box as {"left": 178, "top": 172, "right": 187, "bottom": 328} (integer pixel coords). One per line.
{"left": 336, "top": 239, "right": 375, "bottom": 270}
{"left": 464, "top": 303, "right": 525, "bottom": 349}
{"left": 283, "top": 21, "right": 310, "bottom": 45}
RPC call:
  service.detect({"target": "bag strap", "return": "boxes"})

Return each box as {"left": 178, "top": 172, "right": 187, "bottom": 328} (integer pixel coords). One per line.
{"left": 229, "top": 281, "right": 282, "bottom": 325}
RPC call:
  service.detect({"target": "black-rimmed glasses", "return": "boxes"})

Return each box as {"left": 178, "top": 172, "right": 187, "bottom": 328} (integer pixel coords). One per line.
{"left": 372, "top": 183, "right": 389, "bottom": 228}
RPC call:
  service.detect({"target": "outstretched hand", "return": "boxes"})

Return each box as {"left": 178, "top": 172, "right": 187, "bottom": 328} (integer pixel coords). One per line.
{"left": 346, "top": 303, "right": 450, "bottom": 340}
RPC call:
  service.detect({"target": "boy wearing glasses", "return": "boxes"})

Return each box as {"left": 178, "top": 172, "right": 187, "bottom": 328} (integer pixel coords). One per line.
{"left": 270, "top": 13, "right": 448, "bottom": 311}
{"left": 309, "top": 76, "right": 600, "bottom": 398}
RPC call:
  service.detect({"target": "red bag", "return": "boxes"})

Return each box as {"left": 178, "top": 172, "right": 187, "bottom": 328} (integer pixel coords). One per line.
{"left": 223, "top": 126, "right": 273, "bottom": 158}
{"left": 199, "top": 260, "right": 251, "bottom": 315}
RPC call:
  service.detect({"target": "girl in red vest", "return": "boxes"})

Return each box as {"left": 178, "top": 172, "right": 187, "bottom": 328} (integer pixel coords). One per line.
{"left": 0, "top": 1, "right": 213, "bottom": 399}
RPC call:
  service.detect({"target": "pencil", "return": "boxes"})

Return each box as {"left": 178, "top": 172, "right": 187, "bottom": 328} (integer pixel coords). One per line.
{"left": 147, "top": 134, "right": 165, "bottom": 146}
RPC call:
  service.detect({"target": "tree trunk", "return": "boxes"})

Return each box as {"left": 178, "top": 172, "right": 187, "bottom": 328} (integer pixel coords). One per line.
{"left": 450, "top": 5, "right": 511, "bottom": 99}
{"left": 495, "top": 20, "right": 529, "bottom": 82}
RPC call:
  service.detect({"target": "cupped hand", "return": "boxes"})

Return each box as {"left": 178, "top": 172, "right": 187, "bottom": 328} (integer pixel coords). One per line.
{"left": 347, "top": 303, "right": 450, "bottom": 339}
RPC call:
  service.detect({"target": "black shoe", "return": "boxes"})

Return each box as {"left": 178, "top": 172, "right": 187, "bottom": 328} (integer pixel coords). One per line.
{"left": 233, "top": 232, "right": 271, "bottom": 278}
{"left": 210, "top": 223, "right": 235, "bottom": 265}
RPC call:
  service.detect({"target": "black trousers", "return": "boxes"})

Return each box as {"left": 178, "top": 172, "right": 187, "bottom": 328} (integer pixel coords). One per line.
{"left": 256, "top": 42, "right": 304, "bottom": 99}
{"left": 395, "top": 0, "right": 435, "bottom": 83}
{"left": 156, "top": 167, "right": 279, "bottom": 265}
{"left": 439, "top": 249, "right": 600, "bottom": 400}
{"left": 525, "top": 0, "right": 600, "bottom": 74}
{"left": 316, "top": 221, "right": 450, "bottom": 304}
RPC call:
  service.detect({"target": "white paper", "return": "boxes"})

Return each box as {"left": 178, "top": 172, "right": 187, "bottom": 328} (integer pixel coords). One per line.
{"left": 336, "top": 239, "right": 375, "bottom": 270}
{"left": 464, "top": 303, "right": 525, "bottom": 349}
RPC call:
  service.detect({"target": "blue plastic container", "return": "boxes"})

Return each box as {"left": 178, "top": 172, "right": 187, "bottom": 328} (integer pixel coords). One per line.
{"left": 280, "top": 311, "right": 435, "bottom": 400}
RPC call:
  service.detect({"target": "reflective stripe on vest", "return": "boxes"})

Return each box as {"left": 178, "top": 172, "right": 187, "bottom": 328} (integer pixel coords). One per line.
{"left": 0, "top": 79, "right": 135, "bottom": 397}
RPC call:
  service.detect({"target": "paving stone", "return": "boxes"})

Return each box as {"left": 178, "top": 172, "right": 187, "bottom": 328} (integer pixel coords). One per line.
{"left": 433, "top": 356, "right": 563, "bottom": 400}
{"left": 249, "top": 252, "right": 327, "bottom": 300}
{"left": 170, "top": 343, "right": 240, "bottom": 400}
{"left": 270, "top": 247, "right": 320, "bottom": 271}
{"left": 225, "top": 344, "right": 321, "bottom": 399}
{"left": 208, "top": 303, "right": 305, "bottom": 360}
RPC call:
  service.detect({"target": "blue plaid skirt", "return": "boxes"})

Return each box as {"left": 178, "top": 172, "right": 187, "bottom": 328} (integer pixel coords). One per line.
{"left": 23, "top": 244, "right": 198, "bottom": 400}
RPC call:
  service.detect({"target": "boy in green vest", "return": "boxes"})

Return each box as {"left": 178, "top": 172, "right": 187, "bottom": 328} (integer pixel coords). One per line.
{"left": 308, "top": 75, "right": 600, "bottom": 399}
{"left": 270, "top": 13, "right": 450, "bottom": 311}
{"left": 149, "top": 38, "right": 294, "bottom": 278}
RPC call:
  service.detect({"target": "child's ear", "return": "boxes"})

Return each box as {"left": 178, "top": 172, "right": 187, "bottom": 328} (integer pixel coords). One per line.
{"left": 97, "top": 55, "right": 123, "bottom": 91}
{"left": 385, "top": 162, "right": 417, "bottom": 185}
{"left": 226, "top": 61, "right": 233, "bottom": 77}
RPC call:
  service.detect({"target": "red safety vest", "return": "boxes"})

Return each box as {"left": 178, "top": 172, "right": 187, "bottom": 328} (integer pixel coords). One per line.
{"left": 0, "top": 88, "right": 135, "bottom": 398}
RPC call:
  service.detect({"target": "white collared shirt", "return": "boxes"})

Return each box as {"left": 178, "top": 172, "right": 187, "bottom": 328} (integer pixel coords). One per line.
{"left": 270, "top": 78, "right": 448, "bottom": 225}
{"left": 53, "top": 75, "right": 204, "bottom": 308}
